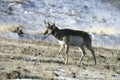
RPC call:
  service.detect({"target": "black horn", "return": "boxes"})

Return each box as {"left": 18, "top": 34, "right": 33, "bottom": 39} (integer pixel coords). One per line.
{"left": 44, "top": 20, "right": 47, "bottom": 24}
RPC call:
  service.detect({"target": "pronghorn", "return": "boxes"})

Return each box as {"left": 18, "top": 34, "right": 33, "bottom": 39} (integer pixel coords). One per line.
{"left": 43, "top": 21, "right": 96, "bottom": 65}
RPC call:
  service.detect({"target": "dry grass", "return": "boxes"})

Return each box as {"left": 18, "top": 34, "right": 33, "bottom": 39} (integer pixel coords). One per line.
{"left": 86, "top": 26, "right": 120, "bottom": 35}
{"left": 0, "top": 24, "right": 22, "bottom": 32}
{"left": 0, "top": 24, "right": 44, "bottom": 36}
{"left": 8, "top": 0, "right": 29, "bottom": 3}
{"left": 0, "top": 37, "right": 119, "bottom": 79}
{"left": 24, "top": 30, "right": 44, "bottom": 35}
{"left": 0, "top": 24, "right": 11, "bottom": 32}
{"left": 0, "top": 24, "right": 24, "bottom": 36}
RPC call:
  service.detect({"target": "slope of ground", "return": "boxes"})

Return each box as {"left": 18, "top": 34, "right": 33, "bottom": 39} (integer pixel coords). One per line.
{"left": 0, "top": 37, "right": 120, "bottom": 79}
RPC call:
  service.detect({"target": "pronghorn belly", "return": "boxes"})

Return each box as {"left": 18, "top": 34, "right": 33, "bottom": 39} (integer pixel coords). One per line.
{"left": 58, "top": 40, "right": 65, "bottom": 45}
{"left": 69, "top": 36, "right": 84, "bottom": 46}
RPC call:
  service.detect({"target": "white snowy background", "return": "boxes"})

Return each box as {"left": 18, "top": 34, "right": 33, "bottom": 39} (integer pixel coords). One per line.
{"left": 0, "top": 0, "right": 120, "bottom": 49}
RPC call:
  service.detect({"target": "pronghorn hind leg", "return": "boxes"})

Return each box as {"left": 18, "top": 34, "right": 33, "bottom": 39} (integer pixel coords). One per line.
{"left": 59, "top": 45, "right": 64, "bottom": 54}
{"left": 86, "top": 44, "right": 97, "bottom": 65}
{"left": 91, "top": 49, "right": 96, "bottom": 65}
{"left": 77, "top": 45, "right": 86, "bottom": 65}
{"left": 60, "top": 54, "right": 65, "bottom": 61}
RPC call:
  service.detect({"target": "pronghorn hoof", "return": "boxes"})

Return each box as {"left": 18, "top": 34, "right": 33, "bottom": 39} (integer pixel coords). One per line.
{"left": 64, "top": 61, "right": 68, "bottom": 64}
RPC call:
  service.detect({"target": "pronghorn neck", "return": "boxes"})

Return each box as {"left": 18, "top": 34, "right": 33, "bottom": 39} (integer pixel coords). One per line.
{"left": 51, "top": 26, "right": 63, "bottom": 40}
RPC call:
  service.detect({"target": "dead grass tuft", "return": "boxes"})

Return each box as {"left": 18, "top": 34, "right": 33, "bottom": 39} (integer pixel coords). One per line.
{"left": 0, "top": 70, "right": 20, "bottom": 79}
{"left": 0, "top": 24, "right": 24, "bottom": 36}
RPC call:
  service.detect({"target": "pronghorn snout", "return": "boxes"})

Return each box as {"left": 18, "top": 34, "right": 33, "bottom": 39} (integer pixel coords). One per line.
{"left": 43, "top": 29, "right": 52, "bottom": 36}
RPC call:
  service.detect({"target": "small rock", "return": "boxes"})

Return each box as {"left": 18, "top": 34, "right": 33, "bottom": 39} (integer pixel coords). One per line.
{"left": 117, "top": 57, "right": 120, "bottom": 61}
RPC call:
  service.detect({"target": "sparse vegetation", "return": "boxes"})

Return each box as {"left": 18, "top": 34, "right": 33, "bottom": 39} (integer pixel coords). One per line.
{"left": 86, "top": 26, "right": 120, "bottom": 35}
{"left": 0, "top": 24, "right": 24, "bottom": 36}
{"left": 0, "top": 0, "right": 120, "bottom": 79}
{"left": 0, "top": 37, "right": 119, "bottom": 79}
{"left": 8, "top": 0, "right": 30, "bottom": 3}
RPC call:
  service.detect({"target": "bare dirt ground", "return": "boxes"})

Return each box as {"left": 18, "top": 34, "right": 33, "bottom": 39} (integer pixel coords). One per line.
{"left": 0, "top": 37, "right": 120, "bottom": 80}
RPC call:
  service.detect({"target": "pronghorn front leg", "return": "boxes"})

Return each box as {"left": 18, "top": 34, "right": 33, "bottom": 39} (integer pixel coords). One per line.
{"left": 64, "top": 44, "right": 69, "bottom": 64}
{"left": 59, "top": 44, "right": 65, "bottom": 61}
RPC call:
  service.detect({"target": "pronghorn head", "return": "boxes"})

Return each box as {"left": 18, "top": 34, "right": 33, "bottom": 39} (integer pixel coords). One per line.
{"left": 44, "top": 21, "right": 57, "bottom": 36}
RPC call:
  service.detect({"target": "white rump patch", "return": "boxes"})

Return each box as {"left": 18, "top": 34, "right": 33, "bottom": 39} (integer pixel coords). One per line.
{"left": 69, "top": 36, "right": 84, "bottom": 46}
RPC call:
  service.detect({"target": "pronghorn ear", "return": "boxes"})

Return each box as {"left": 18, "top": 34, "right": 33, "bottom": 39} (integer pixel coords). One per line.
{"left": 51, "top": 22, "right": 55, "bottom": 30}
{"left": 44, "top": 21, "right": 50, "bottom": 29}
{"left": 44, "top": 21, "right": 50, "bottom": 25}
{"left": 52, "top": 22, "right": 55, "bottom": 26}
{"left": 49, "top": 21, "right": 55, "bottom": 26}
